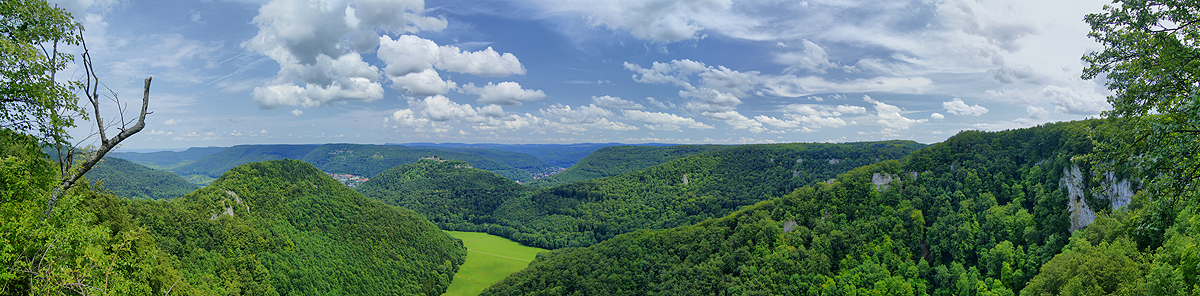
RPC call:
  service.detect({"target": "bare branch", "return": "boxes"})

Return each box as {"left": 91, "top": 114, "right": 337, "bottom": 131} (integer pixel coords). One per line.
{"left": 43, "top": 31, "right": 153, "bottom": 219}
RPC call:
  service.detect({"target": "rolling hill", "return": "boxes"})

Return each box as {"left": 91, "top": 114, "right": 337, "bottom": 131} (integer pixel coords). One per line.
{"left": 85, "top": 157, "right": 198, "bottom": 200}
{"left": 126, "top": 160, "right": 467, "bottom": 295}
{"left": 109, "top": 146, "right": 226, "bottom": 170}
{"left": 169, "top": 143, "right": 554, "bottom": 185}
{"left": 528, "top": 144, "right": 728, "bottom": 187}
{"left": 482, "top": 120, "right": 1177, "bottom": 296}
{"left": 360, "top": 141, "right": 926, "bottom": 250}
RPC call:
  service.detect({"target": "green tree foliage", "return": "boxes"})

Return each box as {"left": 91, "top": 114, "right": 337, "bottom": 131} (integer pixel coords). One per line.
{"left": 85, "top": 157, "right": 199, "bottom": 200}
{"left": 0, "top": 0, "right": 83, "bottom": 146}
{"left": 1082, "top": 0, "right": 1200, "bottom": 245}
{"left": 126, "top": 159, "right": 467, "bottom": 295}
{"left": 356, "top": 159, "right": 529, "bottom": 227}
{"left": 1, "top": 130, "right": 190, "bottom": 295}
{"left": 482, "top": 121, "right": 1110, "bottom": 296}
{"left": 529, "top": 145, "right": 727, "bottom": 187}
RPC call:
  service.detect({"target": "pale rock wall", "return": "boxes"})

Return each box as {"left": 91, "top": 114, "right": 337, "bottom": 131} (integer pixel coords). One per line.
{"left": 1060, "top": 164, "right": 1136, "bottom": 232}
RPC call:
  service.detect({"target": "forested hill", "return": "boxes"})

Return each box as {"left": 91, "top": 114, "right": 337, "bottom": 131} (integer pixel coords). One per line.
{"left": 109, "top": 146, "right": 226, "bottom": 170}
{"left": 360, "top": 140, "right": 923, "bottom": 250}
{"left": 84, "top": 157, "right": 198, "bottom": 200}
{"left": 528, "top": 144, "right": 728, "bottom": 187}
{"left": 170, "top": 143, "right": 552, "bottom": 184}
{"left": 356, "top": 159, "right": 530, "bottom": 226}
{"left": 483, "top": 120, "right": 1190, "bottom": 295}
{"left": 126, "top": 160, "right": 466, "bottom": 295}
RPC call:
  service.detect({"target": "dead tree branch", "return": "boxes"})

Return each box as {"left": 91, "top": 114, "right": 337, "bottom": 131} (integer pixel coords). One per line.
{"left": 43, "top": 33, "right": 152, "bottom": 219}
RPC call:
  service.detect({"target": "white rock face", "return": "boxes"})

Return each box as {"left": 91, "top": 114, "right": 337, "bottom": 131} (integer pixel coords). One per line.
{"left": 1099, "top": 172, "right": 1134, "bottom": 210}
{"left": 872, "top": 173, "right": 894, "bottom": 192}
{"left": 1060, "top": 165, "right": 1136, "bottom": 232}
{"left": 1062, "top": 165, "right": 1095, "bottom": 232}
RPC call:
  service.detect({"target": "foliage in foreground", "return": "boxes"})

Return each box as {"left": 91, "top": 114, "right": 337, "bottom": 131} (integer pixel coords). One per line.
{"left": 1, "top": 130, "right": 189, "bottom": 295}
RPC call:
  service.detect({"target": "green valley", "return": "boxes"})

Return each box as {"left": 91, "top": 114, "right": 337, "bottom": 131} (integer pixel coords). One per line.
{"left": 443, "top": 231, "right": 547, "bottom": 296}
{"left": 84, "top": 157, "right": 199, "bottom": 200}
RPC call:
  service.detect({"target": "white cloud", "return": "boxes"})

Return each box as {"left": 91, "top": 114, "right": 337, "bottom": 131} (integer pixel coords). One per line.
{"left": 292, "top": 109, "right": 303, "bottom": 116}
{"left": 389, "top": 69, "right": 457, "bottom": 97}
{"left": 974, "top": 105, "right": 1054, "bottom": 131}
{"left": 377, "top": 35, "right": 525, "bottom": 77}
{"left": 755, "top": 104, "right": 866, "bottom": 132}
{"left": 413, "top": 95, "right": 478, "bottom": 122}
{"left": 532, "top": 0, "right": 734, "bottom": 42}
{"left": 942, "top": 98, "right": 989, "bottom": 116}
{"left": 592, "top": 95, "right": 645, "bottom": 110}
{"left": 775, "top": 39, "right": 841, "bottom": 73}
{"left": 931, "top": 112, "right": 945, "bottom": 119}
{"left": 646, "top": 97, "right": 675, "bottom": 109}
{"left": 622, "top": 110, "right": 713, "bottom": 131}
{"left": 540, "top": 104, "right": 614, "bottom": 124}
{"left": 243, "top": 0, "right": 446, "bottom": 109}
{"left": 385, "top": 109, "right": 431, "bottom": 128}
{"left": 866, "top": 96, "right": 927, "bottom": 133}
{"left": 163, "top": 119, "right": 181, "bottom": 125}
{"left": 460, "top": 82, "right": 547, "bottom": 106}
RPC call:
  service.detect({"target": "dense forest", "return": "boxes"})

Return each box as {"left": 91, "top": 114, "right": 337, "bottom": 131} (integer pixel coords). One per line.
{"left": 84, "top": 157, "right": 199, "bottom": 200}
{"left": 528, "top": 144, "right": 727, "bottom": 187}
{"left": 483, "top": 120, "right": 1199, "bottom": 295}
{"left": 360, "top": 140, "right": 925, "bottom": 250}
{"left": 126, "top": 160, "right": 466, "bottom": 295}
{"left": 4, "top": 0, "right": 1200, "bottom": 294}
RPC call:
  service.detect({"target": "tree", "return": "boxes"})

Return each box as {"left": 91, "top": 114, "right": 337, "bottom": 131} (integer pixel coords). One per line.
{"left": 0, "top": 0, "right": 84, "bottom": 147}
{"left": 1081, "top": 0, "right": 1200, "bottom": 244}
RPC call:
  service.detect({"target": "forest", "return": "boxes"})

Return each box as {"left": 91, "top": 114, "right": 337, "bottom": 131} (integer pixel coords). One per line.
{"left": 3, "top": 0, "right": 1199, "bottom": 295}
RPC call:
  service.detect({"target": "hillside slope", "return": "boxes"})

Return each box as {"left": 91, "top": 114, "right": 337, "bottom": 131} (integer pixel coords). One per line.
{"left": 85, "top": 157, "right": 198, "bottom": 200}
{"left": 170, "top": 144, "right": 551, "bottom": 185}
{"left": 110, "top": 146, "right": 226, "bottom": 169}
{"left": 528, "top": 144, "right": 727, "bottom": 187}
{"left": 362, "top": 141, "right": 924, "bottom": 250}
{"left": 356, "top": 159, "right": 530, "bottom": 226}
{"left": 128, "top": 160, "right": 466, "bottom": 295}
{"left": 484, "top": 120, "right": 1169, "bottom": 295}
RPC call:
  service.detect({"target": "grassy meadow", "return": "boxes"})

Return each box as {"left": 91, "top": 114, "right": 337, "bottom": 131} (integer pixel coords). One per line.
{"left": 442, "top": 231, "right": 547, "bottom": 296}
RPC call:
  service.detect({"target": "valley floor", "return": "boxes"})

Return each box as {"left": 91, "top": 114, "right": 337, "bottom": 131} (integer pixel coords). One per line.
{"left": 442, "top": 231, "right": 548, "bottom": 296}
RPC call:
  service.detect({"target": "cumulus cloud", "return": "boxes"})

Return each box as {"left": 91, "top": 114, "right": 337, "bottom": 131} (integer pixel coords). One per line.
{"left": 292, "top": 109, "right": 303, "bottom": 116}
{"left": 389, "top": 69, "right": 457, "bottom": 96}
{"left": 756, "top": 104, "right": 866, "bottom": 132}
{"left": 460, "top": 82, "right": 547, "bottom": 106}
{"left": 244, "top": 0, "right": 447, "bottom": 108}
{"left": 592, "top": 95, "right": 645, "bottom": 110}
{"left": 943, "top": 98, "right": 989, "bottom": 116}
{"left": 531, "top": 0, "right": 734, "bottom": 42}
{"left": 974, "top": 105, "right": 1053, "bottom": 131}
{"left": 931, "top": 112, "right": 945, "bottom": 119}
{"left": 865, "top": 96, "right": 927, "bottom": 133}
{"left": 377, "top": 35, "right": 525, "bottom": 77}
{"left": 622, "top": 110, "right": 713, "bottom": 131}
{"left": 540, "top": 104, "right": 637, "bottom": 132}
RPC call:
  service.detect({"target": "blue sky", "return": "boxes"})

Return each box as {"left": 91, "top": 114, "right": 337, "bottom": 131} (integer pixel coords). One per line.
{"left": 54, "top": 0, "right": 1111, "bottom": 149}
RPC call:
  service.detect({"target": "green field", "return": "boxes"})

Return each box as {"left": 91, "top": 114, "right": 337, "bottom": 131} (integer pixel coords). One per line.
{"left": 443, "top": 231, "right": 548, "bottom": 296}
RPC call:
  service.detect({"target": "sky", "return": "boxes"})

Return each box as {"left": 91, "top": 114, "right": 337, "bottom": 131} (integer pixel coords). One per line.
{"left": 52, "top": 0, "right": 1113, "bottom": 150}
